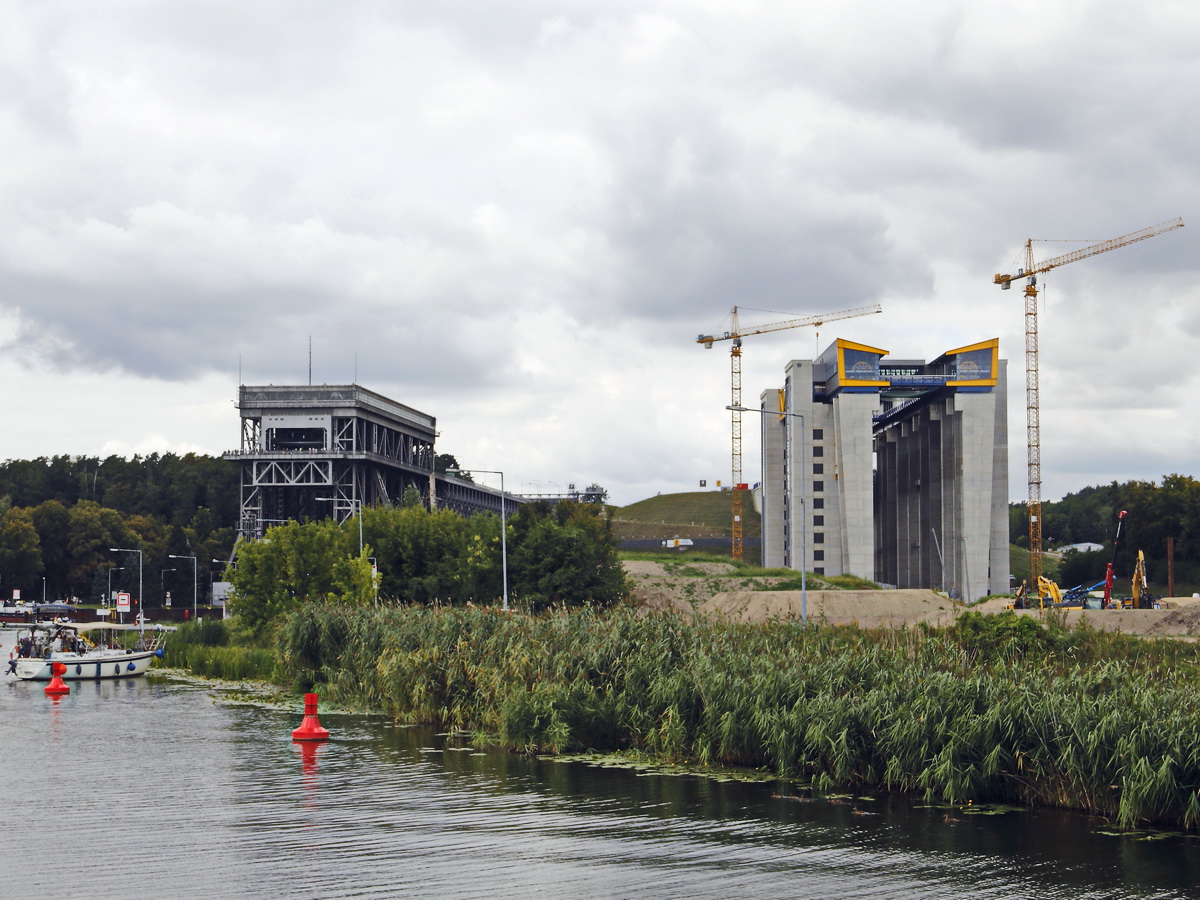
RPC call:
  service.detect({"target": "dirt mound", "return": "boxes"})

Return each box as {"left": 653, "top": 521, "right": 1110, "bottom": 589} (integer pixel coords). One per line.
{"left": 1055, "top": 609, "right": 1174, "bottom": 634}
{"left": 634, "top": 587, "right": 699, "bottom": 615}
{"left": 623, "top": 560, "right": 737, "bottom": 577}
{"left": 700, "top": 589, "right": 958, "bottom": 627}
{"left": 1146, "top": 604, "right": 1200, "bottom": 636}
{"left": 622, "top": 561, "right": 1200, "bottom": 636}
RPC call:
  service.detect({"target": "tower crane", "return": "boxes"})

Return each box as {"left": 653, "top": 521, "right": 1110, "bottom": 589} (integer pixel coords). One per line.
{"left": 994, "top": 216, "right": 1184, "bottom": 587}
{"left": 698, "top": 303, "right": 883, "bottom": 559}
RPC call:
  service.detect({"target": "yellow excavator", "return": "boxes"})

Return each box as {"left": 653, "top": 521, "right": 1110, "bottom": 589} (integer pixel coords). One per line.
{"left": 1012, "top": 576, "right": 1068, "bottom": 608}
{"left": 1119, "top": 550, "right": 1155, "bottom": 610}
{"left": 1012, "top": 550, "right": 1156, "bottom": 610}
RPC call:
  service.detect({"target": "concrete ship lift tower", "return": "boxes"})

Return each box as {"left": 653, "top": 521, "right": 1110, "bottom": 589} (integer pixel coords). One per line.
{"left": 698, "top": 304, "right": 882, "bottom": 560}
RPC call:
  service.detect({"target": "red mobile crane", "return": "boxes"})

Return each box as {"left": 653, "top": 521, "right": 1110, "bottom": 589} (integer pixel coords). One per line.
{"left": 1102, "top": 510, "right": 1128, "bottom": 609}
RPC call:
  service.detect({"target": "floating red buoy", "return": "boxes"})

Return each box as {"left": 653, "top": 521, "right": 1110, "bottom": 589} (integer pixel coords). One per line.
{"left": 291, "top": 692, "right": 330, "bottom": 741}
{"left": 45, "top": 661, "right": 70, "bottom": 696}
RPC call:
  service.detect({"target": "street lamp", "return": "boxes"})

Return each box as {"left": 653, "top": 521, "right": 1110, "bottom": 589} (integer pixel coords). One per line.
{"left": 728, "top": 404, "right": 807, "bottom": 625}
{"left": 161, "top": 568, "right": 176, "bottom": 606}
{"left": 447, "top": 467, "right": 508, "bottom": 611}
{"left": 107, "top": 566, "right": 123, "bottom": 608}
{"left": 169, "top": 554, "right": 198, "bottom": 620}
{"left": 110, "top": 547, "right": 143, "bottom": 625}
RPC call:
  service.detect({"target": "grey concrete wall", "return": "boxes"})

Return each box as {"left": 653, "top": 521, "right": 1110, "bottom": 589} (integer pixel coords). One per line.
{"left": 759, "top": 388, "right": 786, "bottom": 568}
{"left": 831, "top": 392, "right": 878, "bottom": 581}
{"left": 989, "top": 360, "right": 1010, "bottom": 595}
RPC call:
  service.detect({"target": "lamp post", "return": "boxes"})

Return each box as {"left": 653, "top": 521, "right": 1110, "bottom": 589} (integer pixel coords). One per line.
{"left": 728, "top": 404, "right": 807, "bottom": 625}
{"left": 161, "top": 568, "right": 176, "bottom": 606}
{"left": 447, "top": 467, "right": 508, "bottom": 611}
{"left": 110, "top": 548, "right": 143, "bottom": 625}
{"left": 107, "top": 566, "right": 123, "bottom": 608}
{"left": 169, "top": 554, "right": 198, "bottom": 620}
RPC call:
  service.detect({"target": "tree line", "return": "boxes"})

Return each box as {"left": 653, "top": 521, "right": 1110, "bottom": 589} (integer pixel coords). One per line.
{"left": 1010, "top": 474, "right": 1200, "bottom": 588}
{"left": 0, "top": 454, "right": 239, "bottom": 605}
{"left": 0, "top": 453, "right": 623, "bottom": 613}
{"left": 228, "top": 498, "right": 626, "bottom": 631}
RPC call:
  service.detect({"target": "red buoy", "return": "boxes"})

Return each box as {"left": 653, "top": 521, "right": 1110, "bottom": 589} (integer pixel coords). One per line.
{"left": 44, "top": 661, "right": 70, "bottom": 696}
{"left": 291, "top": 692, "right": 330, "bottom": 741}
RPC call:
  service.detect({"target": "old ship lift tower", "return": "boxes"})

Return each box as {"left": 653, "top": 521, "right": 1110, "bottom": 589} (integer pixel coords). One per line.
{"left": 227, "top": 384, "right": 437, "bottom": 539}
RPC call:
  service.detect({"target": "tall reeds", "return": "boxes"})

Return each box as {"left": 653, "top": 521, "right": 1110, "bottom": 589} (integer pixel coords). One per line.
{"left": 164, "top": 619, "right": 278, "bottom": 681}
{"left": 270, "top": 603, "right": 1200, "bottom": 829}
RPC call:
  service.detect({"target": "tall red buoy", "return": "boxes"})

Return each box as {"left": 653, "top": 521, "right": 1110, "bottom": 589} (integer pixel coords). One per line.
{"left": 291, "top": 692, "right": 330, "bottom": 741}
{"left": 44, "top": 661, "right": 70, "bottom": 696}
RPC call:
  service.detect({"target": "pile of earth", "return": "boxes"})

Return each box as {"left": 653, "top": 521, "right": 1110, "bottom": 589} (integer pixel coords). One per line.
{"left": 701, "top": 588, "right": 957, "bottom": 627}
{"left": 623, "top": 560, "right": 954, "bottom": 626}
{"left": 623, "top": 560, "right": 1200, "bottom": 635}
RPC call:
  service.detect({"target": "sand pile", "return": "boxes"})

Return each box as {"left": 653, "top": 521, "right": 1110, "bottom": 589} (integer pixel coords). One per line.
{"left": 1056, "top": 609, "right": 1177, "bottom": 634}
{"left": 1145, "top": 603, "right": 1200, "bottom": 636}
{"left": 700, "top": 589, "right": 958, "bottom": 627}
{"left": 622, "top": 561, "right": 1200, "bottom": 636}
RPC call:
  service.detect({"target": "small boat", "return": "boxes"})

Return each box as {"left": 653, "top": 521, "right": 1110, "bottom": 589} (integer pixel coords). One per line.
{"left": 6, "top": 622, "right": 175, "bottom": 681}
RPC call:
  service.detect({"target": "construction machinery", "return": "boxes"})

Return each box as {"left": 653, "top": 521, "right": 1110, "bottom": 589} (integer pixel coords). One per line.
{"left": 994, "top": 217, "right": 1184, "bottom": 587}
{"left": 1129, "top": 550, "right": 1155, "bottom": 609}
{"left": 1101, "top": 509, "right": 1129, "bottom": 608}
{"left": 697, "top": 304, "right": 883, "bottom": 559}
{"left": 1014, "top": 509, "right": 1157, "bottom": 610}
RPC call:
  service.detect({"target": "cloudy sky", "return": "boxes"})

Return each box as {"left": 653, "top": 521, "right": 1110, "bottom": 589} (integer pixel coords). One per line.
{"left": 2, "top": 1, "right": 1197, "bottom": 507}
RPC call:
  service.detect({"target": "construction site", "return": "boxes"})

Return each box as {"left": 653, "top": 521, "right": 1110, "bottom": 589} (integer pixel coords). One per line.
{"left": 696, "top": 217, "right": 1187, "bottom": 606}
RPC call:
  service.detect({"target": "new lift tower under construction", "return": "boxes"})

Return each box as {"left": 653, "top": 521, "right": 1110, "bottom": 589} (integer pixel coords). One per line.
{"left": 698, "top": 304, "right": 882, "bottom": 560}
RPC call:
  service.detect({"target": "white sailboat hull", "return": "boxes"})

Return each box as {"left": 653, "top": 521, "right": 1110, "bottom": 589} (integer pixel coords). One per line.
{"left": 13, "top": 649, "right": 160, "bottom": 680}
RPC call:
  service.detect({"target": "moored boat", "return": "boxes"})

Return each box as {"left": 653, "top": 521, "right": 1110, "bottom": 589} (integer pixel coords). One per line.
{"left": 6, "top": 622, "right": 175, "bottom": 681}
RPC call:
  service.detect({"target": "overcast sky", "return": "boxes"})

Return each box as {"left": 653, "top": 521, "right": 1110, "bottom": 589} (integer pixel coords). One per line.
{"left": 2, "top": 1, "right": 1198, "bottom": 507}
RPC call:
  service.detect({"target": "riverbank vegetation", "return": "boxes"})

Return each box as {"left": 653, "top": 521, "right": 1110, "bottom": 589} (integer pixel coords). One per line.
{"left": 166, "top": 618, "right": 277, "bottom": 680}
{"left": 169, "top": 604, "right": 1200, "bottom": 830}
{"left": 226, "top": 499, "right": 625, "bottom": 630}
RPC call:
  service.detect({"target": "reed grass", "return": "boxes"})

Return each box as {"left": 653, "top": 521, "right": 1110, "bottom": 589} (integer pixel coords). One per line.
{"left": 164, "top": 620, "right": 278, "bottom": 681}
{"left": 166, "top": 643, "right": 278, "bottom": 680}
{"left": 256, "top": 603, "right": 1200, "bottom": 829}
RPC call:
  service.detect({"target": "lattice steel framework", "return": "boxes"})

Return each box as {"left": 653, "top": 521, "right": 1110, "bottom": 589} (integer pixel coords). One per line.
{"left": 228, "top": 385, "right": 438, "bottom": 539}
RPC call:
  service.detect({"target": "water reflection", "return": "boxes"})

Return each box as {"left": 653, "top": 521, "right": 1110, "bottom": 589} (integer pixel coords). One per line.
{"left": 0, "top": 666, "right": 1197, "bottom": 899}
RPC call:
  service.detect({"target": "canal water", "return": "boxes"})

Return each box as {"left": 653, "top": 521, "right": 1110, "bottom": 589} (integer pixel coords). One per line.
{"left": 3, "top": 659, "right": 1199, "bottom": 898}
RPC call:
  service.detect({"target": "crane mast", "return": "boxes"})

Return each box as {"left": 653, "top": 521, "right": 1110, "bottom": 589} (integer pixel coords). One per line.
{"left": 698, "top": 303, "right": 883, "bottom": 560}
{"left": 994, "top": 217, "right": 1183, "bottom": 587}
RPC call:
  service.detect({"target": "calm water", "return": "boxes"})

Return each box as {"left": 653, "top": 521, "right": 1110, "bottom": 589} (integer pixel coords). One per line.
{"left": 3, "top": 645, "right": 1199, "bottom": 898}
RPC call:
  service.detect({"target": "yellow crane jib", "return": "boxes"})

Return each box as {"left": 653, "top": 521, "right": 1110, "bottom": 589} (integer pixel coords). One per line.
{"left": 993, "top": 217, "right": 1184, "bottom": 288}
{"left": 697, "top": 303, "right": 883, "bottom": 560}
{"left": 992, "top": 217, "right": 1184, "bottom": 588}
{"left": 696, "top": 304, "right": 883, "bottom": 347}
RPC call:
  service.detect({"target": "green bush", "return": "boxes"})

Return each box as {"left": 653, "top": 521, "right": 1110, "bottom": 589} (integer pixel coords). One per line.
{"left": 948, "top": 609, "right": 1058, "bottom": 659}
{"left": 170, "top": 619, "right": 232, "bottom": 647}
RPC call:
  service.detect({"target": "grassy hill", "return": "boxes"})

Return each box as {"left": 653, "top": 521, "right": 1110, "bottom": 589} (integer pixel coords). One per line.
{"left": 612, "top": 490, "right": 760, "bottom": 541}
{"left": 1009, "top": 545, "right": 1061, "bottom": 585}
{"left": 615, "top": 496, "right": 1030, "bottom": 597}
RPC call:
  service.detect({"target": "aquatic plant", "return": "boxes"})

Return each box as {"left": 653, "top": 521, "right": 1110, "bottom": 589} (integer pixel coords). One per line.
{"left": 257, "top": 603, "right": 1200, "bottom": 829}
{"left": 164, "top": 619, "right": 276, "bottom": 680}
